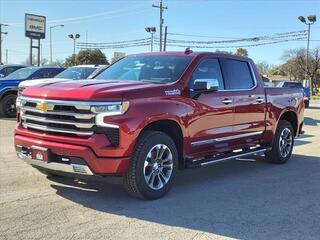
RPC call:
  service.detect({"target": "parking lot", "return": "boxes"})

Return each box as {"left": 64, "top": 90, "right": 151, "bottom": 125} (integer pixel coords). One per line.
{"left": 0, "top": 102, "right": 319, "bottom": 240}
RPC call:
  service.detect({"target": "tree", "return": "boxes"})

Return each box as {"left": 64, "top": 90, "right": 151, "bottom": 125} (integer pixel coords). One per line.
{"left": 235, "top": 48, "right": 248, "bottom": 57}
{"left": 281, "top": 47, "right": 320, "bottom": 94}
{"left": 215, "top": 49, "right": 233, "bottom": 54}
{"left": 22, "top": 55, "right": 37, "bottom": 65}
{"left": 22, "top": 55, "right": 49, "bottom": 66}
{"left": 111, "top": 52, "right": 126, "bottom": 64}
{"left": 51, "top": 59, "right": 65, "bottom": 66}
{"left": 256, "top": 61, "right": 270, "bottom": 75}
{"left": 64, "top": 49, "right": 109, "bottom": 67}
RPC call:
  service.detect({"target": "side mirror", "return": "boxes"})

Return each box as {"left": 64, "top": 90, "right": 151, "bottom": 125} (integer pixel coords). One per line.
{"left": 191, "top": 79, "right": 219, "bottom": 99}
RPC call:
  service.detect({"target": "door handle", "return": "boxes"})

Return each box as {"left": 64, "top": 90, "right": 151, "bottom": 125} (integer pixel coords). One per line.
{"left": 256, "top": 97, "right": 264, "bottom": 103}
{"left": 222, "top": 99, "right": 233, "bottom": 104}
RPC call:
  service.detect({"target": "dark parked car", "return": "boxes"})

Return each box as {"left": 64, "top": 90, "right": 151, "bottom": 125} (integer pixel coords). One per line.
{"left": 0, "top": 66, "right": 64, "bottom": 117}
{"left": 0, "top": 64, "right": 29, "bottom": 78}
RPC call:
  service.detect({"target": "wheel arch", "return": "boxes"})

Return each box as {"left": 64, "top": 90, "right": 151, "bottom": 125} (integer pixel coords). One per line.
{"left": 0, "top": 89, "right": 18, "bottom": 101}
{"left": 138, "top": 119, "right": 185, "bottom": 169}
{"left": 278, "top": 110, "right": 298, "bottom": 136}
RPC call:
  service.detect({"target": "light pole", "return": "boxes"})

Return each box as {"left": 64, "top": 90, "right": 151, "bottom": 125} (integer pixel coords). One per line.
{"left": 0, "top": 23, "right": 8, "bottom": 65}
{"left": 298, "top": 15, "right": 317, "bottom": 95}
{"left": 50, "top": 24, "right": 64, "bottom": 64}
{"left": 145, "top": 27, "right": 156, "bottom": 52}
{"left": 68, "top": 33, "right": 80, "bottom": 65}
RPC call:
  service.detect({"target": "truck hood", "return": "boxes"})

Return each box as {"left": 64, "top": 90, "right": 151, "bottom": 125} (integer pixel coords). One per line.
{"left": 19, "top": 78, "right": 70, "bottom": 88}
{"left": 22, "top": 79, "right": 167, "bottom": 100}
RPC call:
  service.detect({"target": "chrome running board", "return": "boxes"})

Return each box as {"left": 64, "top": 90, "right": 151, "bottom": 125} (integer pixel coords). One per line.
{"left": 187, "top": 147, "right": 270, "bottom": 168}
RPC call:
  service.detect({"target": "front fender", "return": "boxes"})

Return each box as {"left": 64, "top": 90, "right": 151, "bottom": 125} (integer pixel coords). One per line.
{"left": 107, "top": 96, "right": 194, "bottom": 156}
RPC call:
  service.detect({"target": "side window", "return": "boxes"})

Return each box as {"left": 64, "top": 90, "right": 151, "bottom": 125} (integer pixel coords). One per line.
{"left": 31, "top": 69, "right": 47, "bottom": 79}
{"left": 32, "top": 69, "right": 57, "bottom": 79}
{"left": 190, "top": 58, "right": 224, "bottom": 90}
{"left": 220, "top": 59, "right": 255, "bottom": 90}
{"left": 4, "top": 67, "right": 16, "bottom": 76}
{"left": 48, "top": 69, "right": 63, "bottom": 78}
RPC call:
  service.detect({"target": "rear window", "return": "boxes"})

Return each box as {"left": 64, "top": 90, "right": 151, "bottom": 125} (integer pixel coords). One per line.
{"left": 221, "top": 59, "right": 255, "bottom": 90}
{"left": 283, "top": 82, "right": 303, "bottom": 88}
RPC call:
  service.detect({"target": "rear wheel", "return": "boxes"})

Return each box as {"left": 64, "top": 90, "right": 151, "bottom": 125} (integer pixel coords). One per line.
{"left": 123, "top": 131, "right": 178, "bottom": 200}
{"left": 265, "top": 120, "right": 294, "bottom": 164}
{"left": 0, "top": 94, "right": 17, "bottom": 118}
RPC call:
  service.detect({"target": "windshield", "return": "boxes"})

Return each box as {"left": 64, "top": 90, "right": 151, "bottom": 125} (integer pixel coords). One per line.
{"left": 3, "top": 67, "right": 38, "bottom": 80}
{"left": 95, "top": 55, "right": 193, "bottom": 83}
{"left": 55, "top": 67, "right": 97, "bottom": 80}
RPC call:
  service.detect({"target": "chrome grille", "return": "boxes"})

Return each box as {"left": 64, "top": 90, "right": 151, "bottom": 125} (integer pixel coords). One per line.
{"left": 20, "top": 97, "right": 96, "bottom": 137}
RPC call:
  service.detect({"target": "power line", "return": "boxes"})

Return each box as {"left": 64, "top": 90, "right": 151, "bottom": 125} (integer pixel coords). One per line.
{"left": 77, "top": 41, "right": 152, "bottom": 50}
{"left": 164, "top": 30, "right": 307, "bottom": 44}
{"left": 156, "top": 37, "right": 307, "bottom": 49}
{"left": 77, "top": 37, "right": 151, "bottom": 46}
{"left": 167, "top": 30, "right": 307, "bottom": 39}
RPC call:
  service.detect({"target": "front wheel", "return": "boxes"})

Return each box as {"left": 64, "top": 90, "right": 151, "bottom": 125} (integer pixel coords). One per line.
{"left": 0, "top": 94, "right": 17, "bottom": 118}
{"left": 123, "top": 131, "right": 178, "bottom": 200}
{"left": 265, "top": 120, "right": 294, "bottom": 164}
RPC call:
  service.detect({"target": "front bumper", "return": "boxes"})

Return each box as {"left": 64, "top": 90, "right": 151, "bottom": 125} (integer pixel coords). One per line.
{"left": 15, "top": 134, "right": 130, "bottom": 175}
{"left": 16, "top": 149, "right": 94, "bottom": 175}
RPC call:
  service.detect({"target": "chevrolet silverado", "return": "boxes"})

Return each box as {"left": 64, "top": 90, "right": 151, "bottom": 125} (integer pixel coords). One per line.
{"left": 15, "top": 50, "right": 304, "bottom": 199}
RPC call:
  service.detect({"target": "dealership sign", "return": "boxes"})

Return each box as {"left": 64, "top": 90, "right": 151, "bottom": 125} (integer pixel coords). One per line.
{"left": 25, "top": 14, "right": 46, "bottom": 39}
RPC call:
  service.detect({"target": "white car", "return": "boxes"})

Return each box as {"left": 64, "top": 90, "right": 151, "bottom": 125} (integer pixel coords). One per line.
{"left": 18, "top": 65, "right": 107, "bottom": 95}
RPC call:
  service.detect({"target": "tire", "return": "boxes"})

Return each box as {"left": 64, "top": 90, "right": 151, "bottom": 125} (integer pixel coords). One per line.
{"left": 265, "top": 120, "right": 294, "bottom": 164}
{"left": 123, "top": 130, "right": 178, "bottom": 200}
{"left": 0, "top": 94, "right": 17, "bottom": 118}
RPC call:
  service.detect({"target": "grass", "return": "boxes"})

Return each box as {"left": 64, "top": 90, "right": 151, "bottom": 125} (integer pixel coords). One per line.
{"left": 311, "top": 95, "right": 320, "bottom": 100}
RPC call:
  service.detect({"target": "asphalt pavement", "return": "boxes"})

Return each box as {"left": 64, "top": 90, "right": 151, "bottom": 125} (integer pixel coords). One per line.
{"left": 0, "top": 101, "right": 319, "bottom": 240}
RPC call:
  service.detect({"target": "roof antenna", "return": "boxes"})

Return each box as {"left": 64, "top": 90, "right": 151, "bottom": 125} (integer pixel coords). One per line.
{"left": 184, "top": 47, "right": 193, "bottom": 54}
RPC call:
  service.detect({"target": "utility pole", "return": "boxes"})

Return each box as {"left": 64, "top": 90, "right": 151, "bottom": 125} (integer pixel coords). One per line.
{"left": 152, "top": 0, "right": 167, "bottom": 52}
{"left": 5, "top": 49, "right": 8, "bottom": 64}
{"left": 163, "top": 26, "right": 168, "bottom": 51}
{"left": 0, "top": 23, "right": 9, "bottom": 64}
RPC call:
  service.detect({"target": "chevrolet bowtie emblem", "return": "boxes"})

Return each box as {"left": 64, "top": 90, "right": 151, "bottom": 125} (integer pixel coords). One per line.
{"left": 36, "top": 103, "right": 52, "bottom": 112}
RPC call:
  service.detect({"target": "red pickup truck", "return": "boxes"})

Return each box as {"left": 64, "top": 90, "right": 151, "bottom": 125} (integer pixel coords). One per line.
{"left": 15, "top": 50, "right": 304, "bottom": 199}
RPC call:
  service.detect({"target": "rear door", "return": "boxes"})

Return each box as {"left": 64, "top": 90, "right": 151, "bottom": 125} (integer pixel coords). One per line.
{"left": 220, "top": 58, "right": 266, "bottom": 148}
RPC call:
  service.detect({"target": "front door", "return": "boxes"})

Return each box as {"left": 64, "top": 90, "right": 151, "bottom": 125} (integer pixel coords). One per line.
{"left": 187, "top": 58, "right": 235, "bottom": 157}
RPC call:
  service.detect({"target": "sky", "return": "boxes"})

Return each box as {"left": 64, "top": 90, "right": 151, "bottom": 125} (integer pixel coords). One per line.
{"left": 0, "top": 0, "right": 319, "bottom": 65}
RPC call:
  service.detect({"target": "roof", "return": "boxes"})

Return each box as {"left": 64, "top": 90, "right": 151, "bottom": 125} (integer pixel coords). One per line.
{"left": 72, "top": 64, "right": 108, "bottom": 68}
{"left": 24, "top": 66, "right": 64, "bottom": 70}
{"left": 128, "top": 51, "right": 251, "bottom": 61}
{"left": 0, "top": 64, "right": 30, "bottom": 67}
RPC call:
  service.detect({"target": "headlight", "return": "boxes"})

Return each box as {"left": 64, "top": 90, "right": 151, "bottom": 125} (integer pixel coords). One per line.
{"left": 90, "top": 101, "right": 130, "bottom": 116}
{"left": 93, "top": 101, "right": 129, "bottom": 128}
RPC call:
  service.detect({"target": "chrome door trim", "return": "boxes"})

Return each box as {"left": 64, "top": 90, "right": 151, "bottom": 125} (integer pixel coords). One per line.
{"left": 191, "top": 131, "right": 263, "bottom": 147}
